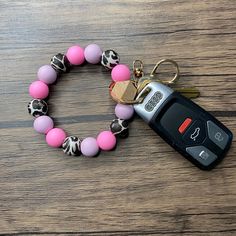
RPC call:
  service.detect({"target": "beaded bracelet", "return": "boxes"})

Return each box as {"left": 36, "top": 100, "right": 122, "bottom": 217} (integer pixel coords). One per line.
{"left": 28, "top": 44, "right": 134, "bottom": 157}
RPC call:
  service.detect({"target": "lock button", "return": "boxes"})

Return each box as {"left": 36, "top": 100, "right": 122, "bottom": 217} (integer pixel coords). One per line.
{"left": 207, "top": 121, "right": 229, "bottom": 150}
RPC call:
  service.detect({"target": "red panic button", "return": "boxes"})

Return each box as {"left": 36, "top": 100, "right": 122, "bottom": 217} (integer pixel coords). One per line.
{"left": 178, "top": 118, "right": 192, "bottom": 134}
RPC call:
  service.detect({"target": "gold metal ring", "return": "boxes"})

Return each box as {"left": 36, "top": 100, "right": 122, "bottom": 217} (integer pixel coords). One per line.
{"left": 149, "top": 59, "right": 180, "bottom": 84}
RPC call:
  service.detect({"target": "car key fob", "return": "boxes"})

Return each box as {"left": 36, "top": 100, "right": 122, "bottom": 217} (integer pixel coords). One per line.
{"left": 134, "top": 82, "right": 233, "bottom": 170}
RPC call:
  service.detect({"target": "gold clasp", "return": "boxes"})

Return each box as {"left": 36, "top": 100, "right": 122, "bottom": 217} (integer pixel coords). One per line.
{"left": 133, "top": 60, "right": 144, "bottom": 79}
{"left": 150, "top": 59, "right": 180, "bottom": 85}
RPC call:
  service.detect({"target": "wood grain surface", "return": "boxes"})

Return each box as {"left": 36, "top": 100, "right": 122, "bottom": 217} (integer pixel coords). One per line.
{"left": 0, "top": 0, "right": 236, "bottom": 235}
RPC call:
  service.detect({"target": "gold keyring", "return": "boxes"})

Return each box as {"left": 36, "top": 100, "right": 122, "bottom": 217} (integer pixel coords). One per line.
{"left": 149, "top": 59, "right": 180, "bottom": 84}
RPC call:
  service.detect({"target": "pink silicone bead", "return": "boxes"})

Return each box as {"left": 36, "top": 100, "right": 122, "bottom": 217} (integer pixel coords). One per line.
{"left": 37, "top": 65, "right": 57, "bottom": 84}
{"left": 29, "top": 81, "right": 49, "bottom": 99}
{"left": 115, "top": 104, "right": 134, "bottom": 120}
{"left": 84, "top": 44, "right": 102, "bottom": 64}
{"left": 111, "top": 64, "right": 131, "bottom": 82}
{"left": 81, "top": 137, "right": 99, "bottom": 157}
{"left": 97, "top": 131, "right": 116, "bottom": 151}
{"left": 66, "top": 45, "right": 85, "bottom": 65}
{"left": 46, "top": 128, "right": 66, "bottom": 148}
{"left": 33, "top": 115, "right": 54, "bottom": 134}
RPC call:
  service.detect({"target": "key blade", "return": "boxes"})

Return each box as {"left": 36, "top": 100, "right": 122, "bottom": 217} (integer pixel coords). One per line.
{"left": 137, "top": 77, "right": 152, "bottom": 93}
{"left": 174, "top": 87, "right": 200, "bottom": 99}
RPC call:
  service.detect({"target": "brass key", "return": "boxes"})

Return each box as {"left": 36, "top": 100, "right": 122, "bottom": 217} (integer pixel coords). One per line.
{"left": 135, "top": 59, "right": 200, "bottom": 99}
{"left": 173, "top": 87, "right": 200, "bottom": 99}
{"left": 137, "top": 78, "right": 200, "bottom": 99}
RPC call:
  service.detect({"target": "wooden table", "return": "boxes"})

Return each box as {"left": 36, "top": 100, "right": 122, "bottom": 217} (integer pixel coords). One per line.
{"left": 0, "top": 1, "right": 235, "bottom": 235}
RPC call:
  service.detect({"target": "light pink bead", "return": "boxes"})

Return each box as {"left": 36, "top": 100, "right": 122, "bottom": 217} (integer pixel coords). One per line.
{"left": 46, "top": 128, "right": 66, "bottom": 148}
{"left": 29, "top": 81, "right": 49, "bottom": 99}
{"left": 81, "top": 137, "right": 99, "bottom": 157}
{"left": 97, "top": 131, "right": 116, "bottom": 151}
{"left": 37, "top": 65, "right": 57, "bottom": 84}
{"left": 111, "top": 64, "right": 131, "bottom": 82}
{"left": 33, "top": 115, "right": 54, "bottom": 134}
{"left": 84, "top": 44, "right": 102, "bottom": 64}
{"left": 66, "top": 45, "right": 85, "bottom": 65}
{"left": 115, "top": 104, "right": 134, "bottom": 120}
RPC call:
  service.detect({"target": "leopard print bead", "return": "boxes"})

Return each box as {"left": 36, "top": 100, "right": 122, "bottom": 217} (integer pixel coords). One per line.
{"left": 101, "top": 50, "right": 120, "bottom": 70}
{"left": 110, "top": 118, "right": 129, "bottom": 138}
{"left": 28, "top": 99, "right": 48, "bottom": 117}
{"left": 62, "top": 136, "right": 82, "bottom": 156}
{"left": 51, "top": 53, "right": 70, "bottom": 73}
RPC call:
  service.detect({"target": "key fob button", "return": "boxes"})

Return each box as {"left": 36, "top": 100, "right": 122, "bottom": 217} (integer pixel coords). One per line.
{"left": 207, "top": 121, "right": 229, "bottom": 149}
{"left": 183, "top": 120, "right": 206, "bottom": 145}
{"left": 186, "top": 146, "right": 217, "bottom": 166}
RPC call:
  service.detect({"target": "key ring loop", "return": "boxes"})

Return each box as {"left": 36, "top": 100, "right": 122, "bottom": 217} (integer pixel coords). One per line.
{"left": 149, "top": 59, "right": 180, "bottom": 84}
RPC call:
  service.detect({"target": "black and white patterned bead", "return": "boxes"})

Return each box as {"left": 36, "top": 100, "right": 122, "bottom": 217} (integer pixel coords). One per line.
{"left": 110, "top": 119, "right": 129, "bottom": 138}
{"left": 101, "top": 49, "right": 120, "bottom": 70}
{"left": 51, "top": 53, "right": 70, "bottom": 73}
{"left": 28, "top": 99, "right": 48, "bottom": 117}
{"left": 62, "top": 136, "right": 82, "bottom": 156}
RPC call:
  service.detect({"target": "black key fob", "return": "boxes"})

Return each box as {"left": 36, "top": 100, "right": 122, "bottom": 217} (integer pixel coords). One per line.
{"left": 134, "top": 82, "right": 233, "bottom": 170}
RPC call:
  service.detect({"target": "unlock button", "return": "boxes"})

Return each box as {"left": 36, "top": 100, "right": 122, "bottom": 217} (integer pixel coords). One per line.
{"left": 207, "top": 121, "right": 229, "bottom": 149}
